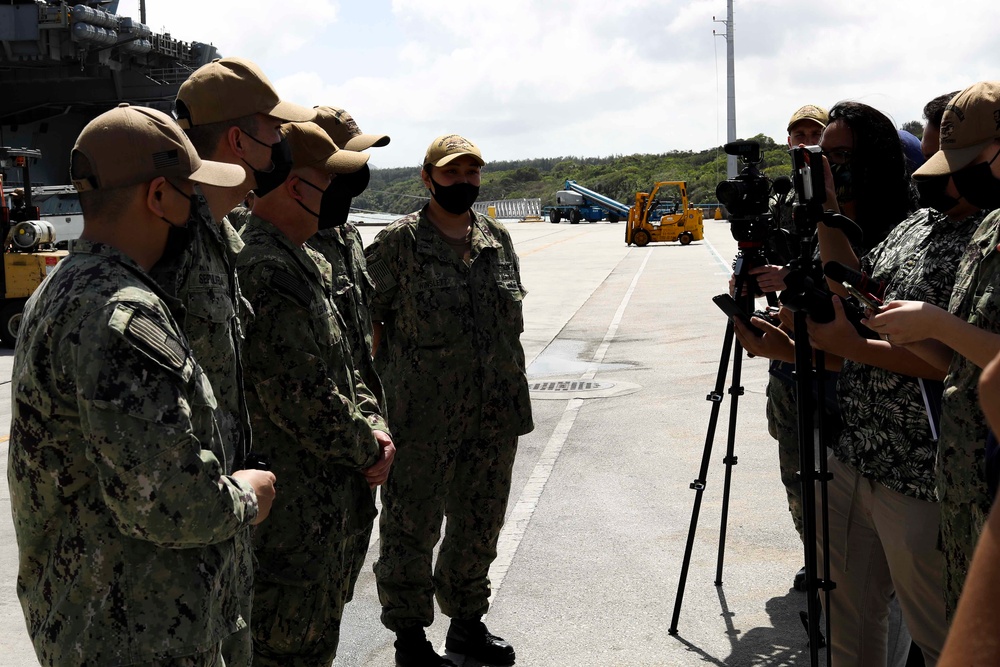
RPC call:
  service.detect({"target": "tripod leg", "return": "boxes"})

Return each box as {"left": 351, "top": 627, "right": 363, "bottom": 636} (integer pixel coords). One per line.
{"left": 669, "top": 320, "right": 738, "bottom": 635}
{"left": 715, "top": 330, "right": 745, "bottom": 585}
{"left": 794, "top": 319, "right": 833, "bottom": 666}
{"left": 715, "top": 269, "right": 759, "bottom": 585}
{"left": 815, "top": 351, "right": 835, "bottom": 660}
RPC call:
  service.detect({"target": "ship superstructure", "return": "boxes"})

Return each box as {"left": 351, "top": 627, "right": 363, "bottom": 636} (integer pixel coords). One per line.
{"left": 0, "top": 0, "right": 218, "bottom": 185}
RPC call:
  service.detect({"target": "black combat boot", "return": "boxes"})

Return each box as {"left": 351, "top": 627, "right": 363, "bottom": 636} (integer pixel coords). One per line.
{"left": 394, "top": 627, "right": 457, "bottom": 667}
{"left": 445, "top": 617, "right": 516, "bottom": 666}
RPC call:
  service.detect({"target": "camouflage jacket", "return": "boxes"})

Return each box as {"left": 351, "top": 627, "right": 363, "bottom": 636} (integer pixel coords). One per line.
{"left": 365, "top": 208, "right": 533, "bottom": 440}
{"left": 238, "top": 215, "right": 386, "bottom": 576}
{"left": 940, "top": 209, "right": 1000, "bottom": 509}
{"left": 8, "top": 239, "right": 258, "bottom": 666}
{"left": 837, "top": 208, "right": 985, "bottom": 501}
{"left": 227, "top": 205, "right": 253, "bottom": 235}
{"left": 148, "top": 195, "right": 251, "bottom": 469}
{"left": 309, "top": 223, "right": 384, "bottom": 407}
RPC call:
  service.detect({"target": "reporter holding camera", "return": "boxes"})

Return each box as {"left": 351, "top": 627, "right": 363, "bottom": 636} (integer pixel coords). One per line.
{"left": 740, "top": 101, "right": 914, "bottom": 586}
{"left": 737, "top": 99, "right": 974, "bottom": 665}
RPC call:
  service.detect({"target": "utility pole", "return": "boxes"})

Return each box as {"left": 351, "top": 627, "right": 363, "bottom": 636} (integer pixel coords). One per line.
{"left": 713, "top": 0, "right": 736, "bottom": 178}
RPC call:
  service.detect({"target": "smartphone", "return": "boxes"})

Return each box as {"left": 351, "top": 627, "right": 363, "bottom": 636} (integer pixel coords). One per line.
{"left": 843, "top": 283, "right": 882, "bottom": 313}
{"left": 713, "top": 293, "right": 765, "bottom": 337}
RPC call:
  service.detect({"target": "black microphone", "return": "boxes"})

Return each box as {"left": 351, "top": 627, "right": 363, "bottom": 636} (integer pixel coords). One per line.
{"left": 823, "top": 261, "right": 887, "bottom": 301}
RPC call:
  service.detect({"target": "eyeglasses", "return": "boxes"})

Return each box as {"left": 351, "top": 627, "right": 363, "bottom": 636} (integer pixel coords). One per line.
{"left": 822, "top": 148, "right": 853, "bottom": 165}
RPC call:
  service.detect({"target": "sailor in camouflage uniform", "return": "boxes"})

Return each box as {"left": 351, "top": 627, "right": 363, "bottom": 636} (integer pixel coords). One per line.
{"left": 7, "top": 105, "right": 276, "bottom": 667}
{"left": 304, "top": 106, "right": 392, "bottom": 612}
{"left": 237, "top": 121, "right": 394, "bottom": 667}
{"left": 368, "top": 135, "right": 533, "bottom": 667}
{"left": 866, "top": 82, "right": 1000, "bottom": 615}
{"left": 764, "top": 105, "right": 829, "bottom": 560}
{"left": 167, "top": 56, "right": 316, "bottom": 666}
{"left": 308, "top": 105, "right": 391, "bottom": 408}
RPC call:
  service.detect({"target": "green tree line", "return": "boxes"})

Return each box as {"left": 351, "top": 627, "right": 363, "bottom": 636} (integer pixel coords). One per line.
{"left": 353, "top": 133, "right": 804, "bottom": 216}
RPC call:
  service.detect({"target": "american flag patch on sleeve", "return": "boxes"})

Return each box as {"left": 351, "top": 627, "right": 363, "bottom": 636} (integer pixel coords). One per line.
{"left": 367, "top": 259, "right": 397, "bottom": 293}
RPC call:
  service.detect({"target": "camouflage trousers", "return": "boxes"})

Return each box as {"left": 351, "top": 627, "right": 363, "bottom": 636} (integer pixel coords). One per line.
{"left": 375, "top": 435, "right": 519, "bottom": 632}
{"left": 766, "top": 371, "right": 843, "bottom": 545}
{"left": 766, "top": 373, "right": 806, "bottom": 542}
{"left": 940, "top": 499, "right": 989, "bottom": 618}
{"left": 220, "top": 527, "right": 255, "bottom": 667}
{"left": 251, "top": 528, "right": 372, "bottom": 667}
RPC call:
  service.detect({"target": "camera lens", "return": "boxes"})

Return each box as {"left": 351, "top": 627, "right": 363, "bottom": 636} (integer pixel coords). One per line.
{"left": 716, "top": 180, "right": 747, "bottom": 209}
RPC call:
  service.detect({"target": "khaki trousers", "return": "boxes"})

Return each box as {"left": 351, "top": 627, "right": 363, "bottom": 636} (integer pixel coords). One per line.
{"left": 817, "top": 454, "right": 947, "bottom": 666}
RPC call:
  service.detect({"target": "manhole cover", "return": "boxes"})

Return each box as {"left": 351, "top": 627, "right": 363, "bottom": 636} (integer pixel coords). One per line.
{"left": 529, "top": 380, "right": 614, "bottom": 392}
{"left": 527, "top": 378, "right": 641, "bottom": 400}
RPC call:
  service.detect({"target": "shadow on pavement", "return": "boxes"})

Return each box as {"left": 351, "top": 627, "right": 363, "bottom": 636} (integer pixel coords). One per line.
{"left": 719, "top": 589, "right": 816, "bottom": 666}
{"left": 670, "top": 588, "right": 817, "bottom": 666}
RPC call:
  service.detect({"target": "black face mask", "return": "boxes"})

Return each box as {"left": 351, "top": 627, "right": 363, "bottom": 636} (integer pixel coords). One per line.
{"left": 158, "top": 181, "right": 199, "bottom": 263}
{"left": 829, "top": 161, "right": 855, "bottom": 203}
{"left": 429, "top": 176, "right": 480, "bottom": 215}
{"left": 916, "top": 174, "right": 961, "bottom": 213}
{"left": 243, "top": 135, "right": 293, "bottom": 197}
{"left": 318, "top": 164, "right": 371, "bottom": 230}
{"left": 953, "top": 147, "right": 1000, "bottom": 209}
{"left": 295, "top": 176, "right": 327, "bottom": 219}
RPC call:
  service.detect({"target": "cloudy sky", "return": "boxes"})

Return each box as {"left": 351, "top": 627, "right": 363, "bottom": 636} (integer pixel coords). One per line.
{"left": 119, "top": 0, "right": 998, "bottom": 169}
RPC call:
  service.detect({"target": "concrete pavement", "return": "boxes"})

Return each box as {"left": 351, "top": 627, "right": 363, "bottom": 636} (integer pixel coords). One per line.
{"left": 0, "top": 218, "right": 822, "bottom": 666}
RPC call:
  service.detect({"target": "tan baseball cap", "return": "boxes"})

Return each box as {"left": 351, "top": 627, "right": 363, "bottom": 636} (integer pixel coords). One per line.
{"left": 280, "top": 121, "right": 369, "bottom": 175}
{"left": 787, "top": 104, "right": 829, "bottom": 132}
{"left": 70, "top": 104, "right": 246, "bottom": 192}
{"left": 423, "top": 134, "right": 485, "bottom": 168}
{"left": 175, "top": 57, "right": 316, "bottom": 129}
{"left": 914, "top": 82, "right": 1000, "bottom": 178}
{"left": 313, "top": 106, "right": 390, "bottom": 151}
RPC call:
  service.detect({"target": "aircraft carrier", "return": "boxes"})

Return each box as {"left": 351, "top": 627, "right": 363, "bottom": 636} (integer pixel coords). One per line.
{"left": 0, "top": 0, "right": 219, "bottom": 187}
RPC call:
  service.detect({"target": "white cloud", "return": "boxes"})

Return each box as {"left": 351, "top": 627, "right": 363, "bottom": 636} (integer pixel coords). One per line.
{"left": 119, "top": 0, "right": 339, "bottom": 59}
{"left": 113, "top": 0, "right": 1000, "bottom": 169}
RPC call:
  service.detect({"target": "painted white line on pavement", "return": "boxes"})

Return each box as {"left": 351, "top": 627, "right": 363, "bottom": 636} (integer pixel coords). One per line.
{"left": 704, "top": 236, "right": 733, "bottom": 273}
{"left": 582, "top": 250, "right": 653, "bottom": 381}
{"left": 487, "top": 248, "right": 654, "bottom": 601}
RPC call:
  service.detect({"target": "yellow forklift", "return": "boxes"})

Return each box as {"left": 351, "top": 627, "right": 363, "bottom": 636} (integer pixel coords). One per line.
{"left": 0, "top": 148, "right": 68, "bottom": 346}
{"left": 624, "top": 180, "right": 704, "bottom": 247}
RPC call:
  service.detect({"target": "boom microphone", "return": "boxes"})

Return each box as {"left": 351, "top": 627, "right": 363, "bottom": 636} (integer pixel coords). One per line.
{"left": 823, "top": 261, "right": 887, "bottom": 301}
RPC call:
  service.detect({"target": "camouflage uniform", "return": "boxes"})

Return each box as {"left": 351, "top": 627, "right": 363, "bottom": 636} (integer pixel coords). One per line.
{"left": 939, "top": 209, "right": 1000, "bottom": 614}
{"left": 766, "top": 368, "right": 805, "bottom": 538}
{"left": 760, "top": 196, "right": 806, "bottom": 541}
{"left": 238, "top": 214, "right": 387, "bottom": 666}
{"left": 308, "top": 222, "right": 385, "bottom": 608}
{"left": 148, "top": 196, "right": 255, "bottom": 666}
{"left": 227, "top": 205, "right": 253, "bottom": 234}
{"left": 8, "top": 239, "right": 258, "bottom": 666}
{"left": 366, "top": 208, "right": 533, "bottom": 631}
{"left": 309, "top": 222, "right": 384, "bottom": 408}
{"left": 766, "top": 365, "right": 844, "bottom": 543}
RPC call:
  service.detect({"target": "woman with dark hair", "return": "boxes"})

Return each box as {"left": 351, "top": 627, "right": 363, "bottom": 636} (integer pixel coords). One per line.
{"left": 740, "top": 99, "right": 947, "bottom": 665}
{"left": 823, "top": 100, "right": 916, "bottom": 249}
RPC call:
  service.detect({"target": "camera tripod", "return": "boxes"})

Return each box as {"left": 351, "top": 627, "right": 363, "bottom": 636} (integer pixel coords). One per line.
{"left": 668, "top": 241, "right": 834, "bottom": 667}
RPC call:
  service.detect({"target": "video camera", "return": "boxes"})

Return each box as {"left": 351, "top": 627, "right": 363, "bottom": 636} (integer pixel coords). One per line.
{"left": 778, "top": 145, "right": 874, "bottom": 330}
{"left": 715, "top": 140, "right": 791, "bottom": 245}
